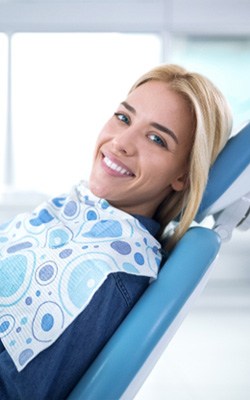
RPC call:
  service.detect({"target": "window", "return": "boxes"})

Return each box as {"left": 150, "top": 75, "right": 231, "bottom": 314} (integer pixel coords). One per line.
{"left": 170, "top": 37, "right": 250, "bottom": 132}
{"left": 10, "top": 33, "right": 161, "bottom": 194}
{"left": 0, "top": 33, "right": 8, "bottom": 187}
{"left": 4, "top": 33, "right": 250, "bottom": 197}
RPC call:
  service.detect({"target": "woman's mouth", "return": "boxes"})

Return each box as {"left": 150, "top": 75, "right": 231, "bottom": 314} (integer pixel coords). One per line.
{"left": 102, "top": 155, "right": 134, "bottom": 177}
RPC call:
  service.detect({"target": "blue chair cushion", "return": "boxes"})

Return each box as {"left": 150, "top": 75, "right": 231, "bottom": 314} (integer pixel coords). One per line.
{"left": 196, "top": 122, "right": 250, "bottom": 220}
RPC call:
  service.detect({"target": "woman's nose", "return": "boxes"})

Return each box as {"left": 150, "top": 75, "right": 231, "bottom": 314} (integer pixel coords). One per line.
{"left": 111, "top": 129, "right": 137, "bottom": 155}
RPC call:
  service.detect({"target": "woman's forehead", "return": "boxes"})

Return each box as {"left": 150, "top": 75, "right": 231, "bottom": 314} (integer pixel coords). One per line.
{"left": 126, "top": 81, "right": 186, "bottom": 113}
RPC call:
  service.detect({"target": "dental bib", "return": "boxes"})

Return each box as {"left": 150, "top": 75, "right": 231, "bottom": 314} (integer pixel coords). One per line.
{"left": 0, "top": 182, "right": 162, "bottom": 371}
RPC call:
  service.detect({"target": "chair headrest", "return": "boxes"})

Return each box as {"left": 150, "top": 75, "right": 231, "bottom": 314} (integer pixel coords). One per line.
{"left": 196, "top": 121, "right": 250, "bottom": 222}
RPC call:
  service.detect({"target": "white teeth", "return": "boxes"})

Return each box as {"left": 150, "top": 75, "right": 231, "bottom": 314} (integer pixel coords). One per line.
{"left": 103, "top": 156, "right": 132, "bottom": 176}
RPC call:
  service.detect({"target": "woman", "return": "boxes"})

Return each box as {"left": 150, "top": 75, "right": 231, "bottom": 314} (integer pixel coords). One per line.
{"left": 0, "top": 64, "right": 232, "bottom": 399}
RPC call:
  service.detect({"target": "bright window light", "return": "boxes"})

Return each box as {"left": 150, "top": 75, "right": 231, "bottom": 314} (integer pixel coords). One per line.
{"left": 0, "top": 33, "right": 7, "bottom": 187}
{"left": 170, "top": 38, "right": 250, "bottom": 132}
{"left": 11, "top": 33, "right": 161, "bottom": 195}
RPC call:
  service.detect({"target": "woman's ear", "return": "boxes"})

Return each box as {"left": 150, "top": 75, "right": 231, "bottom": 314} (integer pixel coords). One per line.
{"left": 171, "top": 173, "right": 189, "bottom": 192}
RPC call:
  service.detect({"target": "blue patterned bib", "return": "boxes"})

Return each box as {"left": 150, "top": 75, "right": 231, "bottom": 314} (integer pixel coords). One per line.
{"left": 0, "top": 182, "right": 162, "bottom": 371}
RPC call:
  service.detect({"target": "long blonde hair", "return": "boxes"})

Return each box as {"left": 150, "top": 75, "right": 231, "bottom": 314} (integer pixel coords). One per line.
{"left": 130, "top": 64, "right": 232, "bottom": 250}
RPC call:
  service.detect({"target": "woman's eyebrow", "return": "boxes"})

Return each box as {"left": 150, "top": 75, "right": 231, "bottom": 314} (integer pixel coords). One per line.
{"left": 121, "top": 100, "right": 178, "bottom": 144}
{"left": 151, "top": 122, "right": 179, "bottom": 144}
{"left": 121, "top": 101, "right": 136, "bottom": 114}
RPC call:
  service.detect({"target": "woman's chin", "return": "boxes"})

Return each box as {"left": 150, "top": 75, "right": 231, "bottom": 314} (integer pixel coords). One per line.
{"left": 89, "top": 180, "right": 109, "bottom": 200}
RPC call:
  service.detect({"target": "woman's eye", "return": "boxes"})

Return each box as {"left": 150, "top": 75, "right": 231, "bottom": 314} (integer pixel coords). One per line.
{"left": 114, "top": 112, "right": 130, "bottom": 125}
{"left": 148, "top": 133, "right": 167, "bottom": 148}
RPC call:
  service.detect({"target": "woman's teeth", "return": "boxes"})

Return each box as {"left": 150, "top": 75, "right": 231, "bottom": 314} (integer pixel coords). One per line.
{"left": 103, "top": 156, "right": 132, "bottom": 176}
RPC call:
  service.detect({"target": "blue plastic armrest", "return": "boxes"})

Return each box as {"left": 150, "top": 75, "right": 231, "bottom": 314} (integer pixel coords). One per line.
{"left": 68, "top": 226, "right": 220, "bottom": 400}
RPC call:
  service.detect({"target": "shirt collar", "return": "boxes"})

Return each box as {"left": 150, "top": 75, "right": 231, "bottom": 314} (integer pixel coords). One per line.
{"left": 133, "top": 214, "right": 160, "bottom": 237}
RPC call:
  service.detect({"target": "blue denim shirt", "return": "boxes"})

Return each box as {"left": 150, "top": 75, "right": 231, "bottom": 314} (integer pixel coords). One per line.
{"left": 0, "top": 215, "right": 160, "bottom": 400}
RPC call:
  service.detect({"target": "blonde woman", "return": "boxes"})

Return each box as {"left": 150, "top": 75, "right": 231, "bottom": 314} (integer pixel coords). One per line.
{"left": 0, "top": 64, "right": 232, "bottom": 399}
{"left": 127, "top": 64, "right": 232, "bottom": 249}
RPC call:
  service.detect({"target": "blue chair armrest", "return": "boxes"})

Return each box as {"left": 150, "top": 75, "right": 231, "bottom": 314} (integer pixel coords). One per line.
{"left": 68, "top": 227, "right": 220, "bottom": 400}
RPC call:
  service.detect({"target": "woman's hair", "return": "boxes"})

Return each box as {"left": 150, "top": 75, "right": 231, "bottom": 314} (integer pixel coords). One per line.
{"left": 129, "top": 64, "right": 233, "bottom": 250}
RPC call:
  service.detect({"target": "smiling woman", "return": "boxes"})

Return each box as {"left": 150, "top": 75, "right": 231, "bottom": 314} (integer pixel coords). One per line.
{"left": 89, "top": 80, "right": 194, "bottom": 219}
{"left": 0, "top": 63, "right": 232, "bottom": 400}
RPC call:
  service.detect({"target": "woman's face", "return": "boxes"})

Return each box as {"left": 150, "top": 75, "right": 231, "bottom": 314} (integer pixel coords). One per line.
{"left": 89, "top": 80, "right": 194, "bottom": 217}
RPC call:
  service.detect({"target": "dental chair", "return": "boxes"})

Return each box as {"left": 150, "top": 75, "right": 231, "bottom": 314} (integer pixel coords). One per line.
{"left": 68, "top": 122, "right": 250, "bottom": 400}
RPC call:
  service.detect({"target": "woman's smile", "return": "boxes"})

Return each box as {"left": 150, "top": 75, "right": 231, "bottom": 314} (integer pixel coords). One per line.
{"left": 102, "top": 153, "right": 135, "bottom": 177}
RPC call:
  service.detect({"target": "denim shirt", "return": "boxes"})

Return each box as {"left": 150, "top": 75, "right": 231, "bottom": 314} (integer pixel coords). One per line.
{"left": 0, "top": 215, "right": 160, "bottom": 400}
